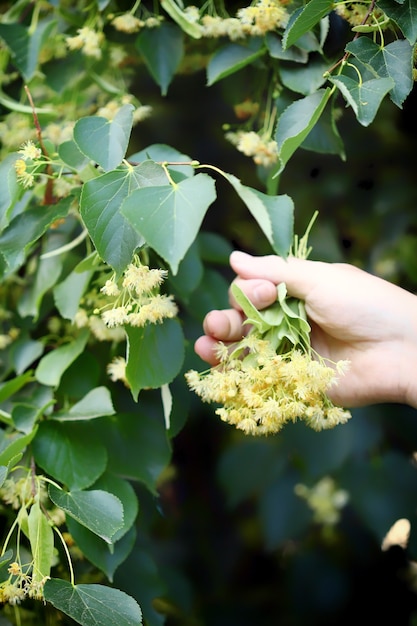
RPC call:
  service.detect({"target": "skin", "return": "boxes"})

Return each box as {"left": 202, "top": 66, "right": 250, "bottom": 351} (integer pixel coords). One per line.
{"left": 194, "top": 251, "right": 417, "bottom": 409}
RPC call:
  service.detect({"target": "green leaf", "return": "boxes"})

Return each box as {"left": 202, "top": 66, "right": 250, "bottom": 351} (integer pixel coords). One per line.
{"left": 135, "top": 22, "right": 183, "bottom": 96}
{"left": 0, "top": 370, "right": 33, "bottom": 403}
{"left": 274, "top": 88, "right": 331, "bottom": 176}
{"left": 0, "top": 154, "right": 21, "bottom": 231}
{"left": 346, "top": 37, "right": 413, "bottom": 108}
{"left": 121, "top": 173, "right": 217, "bottom": 274}
{"left": 0, "top": 427, "right": 38, "bottom": 467}
{"left": 9, "top": 335, "right": 44, "bottom": 375}
{"left": 93, "top": 473, "right": 139, "bottom": 542}
{"left": 129, "top": 143, "right": 195, "bottom": 178}
{"left": 279, "top": 56, "right": 329, "bottom": 95}
{"left": 80, "top": 164, "right": 168, "bottom": 275}
{"left": 161, "top": 0, "right": 203, "bottom": 38}
{"left": 0, "top": 20, "right": 56, "bottom": 81}
{"left": 28, "top": 500, "right": 54, "bottom": 584}
{"left": 53, "top": 266, "right": 94, "bottom": 321}
{"left": 125, "top": 319, "right": 185, "bottom": 401}
{"left": 329, "top": 74, "right": 395, "bottom": 127}
{"left": 265, "top": 32, "right": 307, "bottom": 62}
{"left": 300, "top": 104, "right": 345, "bottom": 157}
{"left": 33, "top": 420, "right": 108, "bottom": 490}
{"left": 35, "top": 328, "right": 89, "bottom": 387}
{"left": 0, "top": 196, "right": 72, "bottom": 278}
{"left": 58, "top": 139, "right": 90, "bottom": 170}
{"left": 73, "top": 105, "right": 134, "bottom": 171}
{"left": 66, "top": 519, "right": 136, "bottom": 583}
{"left": 223, "top": 173, "right": 294, "bottom": 257}
{"left": 48, "top": 485, "right": 124, "bottom": 543}
{"left": 0, "top": 466, "right": 8, "bottom": 489}
{"left": 378, "top": 0, "right": 417, "bottom": 45}
{"left": 282, "top": 0, "right": 333, "bottom": 50}
{"left": 99, "top": 412, "right": 171, "bottom": 492}
{"left": 44, "top": 579, "right": 142, "bottom": 626}
{"left": 53, "top": 387, "right": 115, "bottom": 421}
{"left": 207, "top": 42, "right": 265, "bottom": 86}
{"left": 17, "top": 254, "right": 63, "bottom": 320}
{"left": 64, "top": 474, "right": 138, "bottom": 580}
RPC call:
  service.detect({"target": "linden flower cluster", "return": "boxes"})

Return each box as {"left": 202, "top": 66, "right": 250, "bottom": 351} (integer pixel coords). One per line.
{"left": 94, "top": 256, "right": 178, "bottom": 330}
{"left": 334, "top": 2, "right": 386, "bottom": 27}
{"left": 225, "top": 130, "right": 278, "bottom": 167}
{"left": 186, "top": 336, "right": 351, "bottom": 436}
{"left": 14, "top": 140, "right": 43, "bottom": 189}
{"left": 200, "top": 0, "right": 290, "bottom": 39}
{"left": 0, "top": 562, "right": 49, "bottom": 605}
{"left": 295, "top": 476, "right": 349, "bottom": 526}
{"left": 66, "top": 26, "right": 104, "bottom": 59}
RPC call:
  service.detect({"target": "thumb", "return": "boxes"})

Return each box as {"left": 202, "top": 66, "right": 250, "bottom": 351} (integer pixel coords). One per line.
{"left": 230, "top": 250, "right": 320, "bottom": 301}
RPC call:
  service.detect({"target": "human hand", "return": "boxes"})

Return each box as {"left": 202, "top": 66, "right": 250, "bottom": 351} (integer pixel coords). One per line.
{"left": 195, "top": 251, "right": 417, "bottom": 409}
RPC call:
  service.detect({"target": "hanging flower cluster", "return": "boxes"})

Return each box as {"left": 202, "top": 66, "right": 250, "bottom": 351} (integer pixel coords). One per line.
{"left": 186, "top": 215, "right": 352, "bottom": 436}
{"left": 76, "top": 254, "right": 178, "bottom": 342}
{"left": 225, "top": 130, "right": 278, "bottom": 167}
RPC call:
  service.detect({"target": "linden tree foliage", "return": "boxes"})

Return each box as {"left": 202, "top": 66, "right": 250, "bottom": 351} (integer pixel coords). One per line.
{"left": 0, "top": 0, "right": 415, "bottom": 624}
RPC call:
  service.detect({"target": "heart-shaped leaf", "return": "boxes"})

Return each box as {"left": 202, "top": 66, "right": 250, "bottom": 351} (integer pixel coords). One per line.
{"left": 48, "top": 485, "right": 124, "bottom": 543}
{"left": 121, "top": 173, "right": 216, "bottom": 274}
{"left": 44, "top": 579, "right": 142, "bottom": 626}
{"left": 33, "top": 420, "right": 108, "bottom": 490}
{"left": 80, "top": 162, "right": 168, "bottom": 274}
{"left": 125, "top": 318, "right": 185, "bottom": 400}
{"left": 73, "top": 104, "right": 134, "bottom": 171}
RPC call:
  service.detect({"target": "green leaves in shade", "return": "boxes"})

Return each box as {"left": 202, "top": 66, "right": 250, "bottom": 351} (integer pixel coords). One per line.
{"left": 99, "top": 412, "right": 171, "bottom": 493}
{"left": 121, "top": 173, "right": 217, "bottom": 274}
{"left": 53, "top": 386, "right": 115, "bottom": 421}
{"left": 207, "top": 42, "right": 265, "bottom": 85}
{"left": 224, "top": 173, "right": 294, "bottom": 257}
{"left": 345, "top": 37, "right": 413, "bottom": 108}
{"left": 329, "top": 75, "right": 394, "bottom": 127}
{"left": 377, "top": 0, "right": 417, "bottom": 46}
{"left": 73, "top": 104, "right": 134, "bottom": 171}
{"left": 274, "top": 89, "right": 331, "bottom": 176}
{"left": 282, "top": 0, "right": 333, "bottom": 50}
{"left": 33, "top": 420, "right": 108, "bottom": 490}
{"left": 65, "top": 474, "right": 138, "bottom": 581}
{"left": 0, "top": 427, "right": 38, "bottom": 467}
{"left": 48, "top": 484, "right": 124, "bottom": 544}
{"left": 0, "top": 196, "right": 71, "bottom": 278}
{"left": 35, "top": 328, "right": 89, "bottom": 387}
{"left": 28, "top": 501, "right": 54, "bottom": 584}
{"left": 0, "top": 20, "right": 56, "bottom": 81}
{"left": 135, "top": 22, "right": 183, "bottom": 96}
{"left": 44, "top": 579, "right": 142, "bottom": 626}
{"left": 79, "top": 162, "right": 168, "bottom": 274}
{"left": 125, "top": 319, "right": 185, "bottom": 401}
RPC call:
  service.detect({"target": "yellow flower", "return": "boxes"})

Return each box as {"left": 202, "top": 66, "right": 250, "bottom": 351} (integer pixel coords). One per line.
{"left": 112, "top": 13, "right": 144, "bottom": 33}
{"left": 18, "top": 140, "right": 41, "bottom": 160}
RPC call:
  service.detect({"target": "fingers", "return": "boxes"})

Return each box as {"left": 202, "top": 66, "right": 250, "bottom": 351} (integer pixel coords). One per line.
{"left": 202, "top": 309, "right": 246, "bottom": 341}
{"left": 230, "top": 250, "right": 320, "bottom": 301}
{"left": 228, "top": 278, "right": 278, "bottom": 310}
{"left": 194, "top": 309, "right": 247, "bottom": 365}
